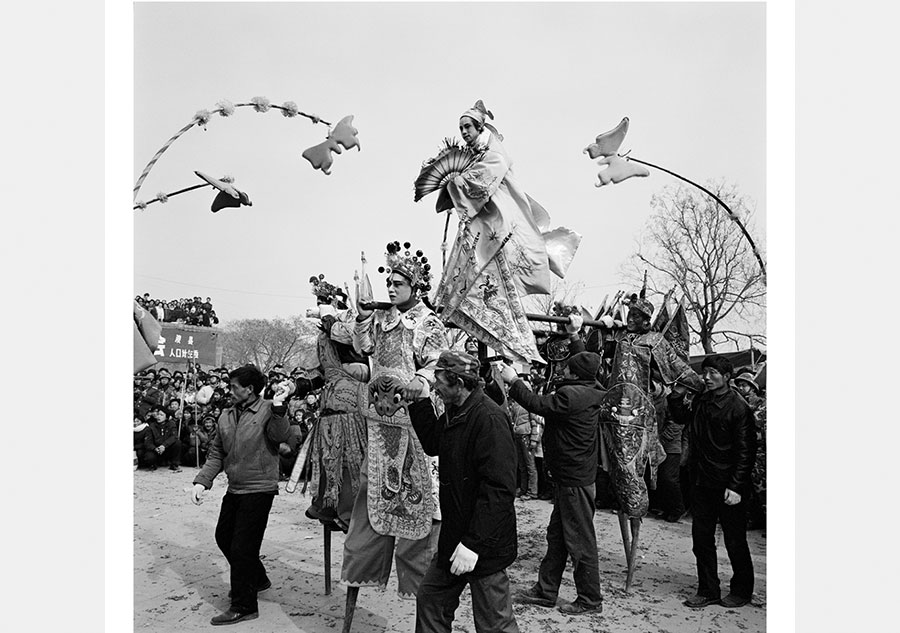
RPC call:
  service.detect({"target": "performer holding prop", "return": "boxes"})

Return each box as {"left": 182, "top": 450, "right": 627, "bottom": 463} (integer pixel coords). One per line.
{"left": 289, "top": 275, "right": 369, "bottom": 533}
{"left": 340, "top": 240, "right": 448, "bottom": 630}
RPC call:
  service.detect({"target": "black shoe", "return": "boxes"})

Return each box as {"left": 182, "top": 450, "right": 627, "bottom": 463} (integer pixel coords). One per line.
{"left": 210, "top": 610, "right": 258, "bottom": 626}
{"left": 720, "top": 593, "right": 751, "bottom": 608}
{"left": 515, "top": 587, "right": 556, "bottom": 608}
{"left": 558, "top": 600, "right": 603, "bottom": 615}
{"left": 169, "top": 464, "right": 182, "bottom": 472}
{"left": 664, "top": 511, "right": 685, "bottom": 523}
{"left": 684, "top": 594, "right": 720, "bottom": 609}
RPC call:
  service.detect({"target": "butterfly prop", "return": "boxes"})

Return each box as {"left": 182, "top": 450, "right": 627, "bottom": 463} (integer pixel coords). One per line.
{"left": 302, "top": 115, "right": 360, "bottom": 175}
{"left": 584, "top": 117, "right": 649, "bottom": 187}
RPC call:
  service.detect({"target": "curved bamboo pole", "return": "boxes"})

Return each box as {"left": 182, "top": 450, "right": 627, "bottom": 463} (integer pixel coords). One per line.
{"left": 623, "top": 154, "right": 767, "bottom": 281}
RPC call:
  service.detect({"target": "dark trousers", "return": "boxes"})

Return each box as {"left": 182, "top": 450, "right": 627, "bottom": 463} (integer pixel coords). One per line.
{"left": 415, "top": 560, "right": 519, "bottom": 633}
{"left": 536, "top": 484, "right": 602, "bottom": 607}
{"left": 690, "top": 485, "right": 754, "bottom": 599}
{"left": 651, "top": 453, "right": 685, "bottom": 516}
{"left": 215, "top": 492, "right": 276, "bottom": 614}
{"left": 594, "top": 466, "right": 616, "bottom": 509}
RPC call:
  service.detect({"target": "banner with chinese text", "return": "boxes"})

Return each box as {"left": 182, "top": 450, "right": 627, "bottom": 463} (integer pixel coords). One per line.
{"left": 154, "top": 324, "right": 221, "bottom": 366}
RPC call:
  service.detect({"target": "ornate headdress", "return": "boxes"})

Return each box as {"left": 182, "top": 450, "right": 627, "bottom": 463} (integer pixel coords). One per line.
{"left": 459, "top": 99, "right": 503, "bottom": 141}
{"left": 625, "top": 292, "right": 654, "bottom": 318}
{"left": 309, "top": 274, "right": 346, "bottom": 305}
{"left": 377, "top": 240, "right": 433, "bottom": 292}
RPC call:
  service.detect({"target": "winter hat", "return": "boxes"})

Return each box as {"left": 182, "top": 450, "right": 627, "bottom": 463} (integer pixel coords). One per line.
{"left": 567, "top": 352, "right": 602, "bottom": 381}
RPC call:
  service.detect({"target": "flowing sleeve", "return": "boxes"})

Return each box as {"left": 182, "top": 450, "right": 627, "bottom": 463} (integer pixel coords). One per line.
{"left": 329, "top": 311, "right": 356, "bottom": 345}
{"left": 413, "top": 312, "right": 449, "bottom": 386}
{"left": 446, "top": 146, "right": 510, "bottom": 219}
{"left": 651, "top": 336, "right": 703, "bottom": 391}
{"left": 353, "top": 312, "right": 376, "bottom": 356}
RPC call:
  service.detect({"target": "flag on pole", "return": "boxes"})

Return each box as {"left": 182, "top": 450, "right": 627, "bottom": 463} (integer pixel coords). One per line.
{"left": 662, "top": 298, "right": 691, "bottom": 361}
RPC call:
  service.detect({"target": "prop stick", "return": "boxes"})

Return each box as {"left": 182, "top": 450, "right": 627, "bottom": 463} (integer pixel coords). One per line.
{"left": 285, "top": 419, "right": 317, "bottom": 494}
{"left": 622, "top": 154, "right": 766, "bottom": 280}
{"left": 176, "top": 368, "right": 188, "bottom": 439}
{"left": 651, "top": 287, "right": 676, "bottom": 331}
{"left": 441, "top": 211, "right": 452, "bottom": 268}
{"left": 359, "top": 302, "right": 625, "bottom": 330}
{"left": 594, "top": 294, "right": 610, "bottom": 320}
{"left": 625, "top": 518, "right": 642, "bottom": 591}
{"left": 132, "top": 183, "right": 212, "bottom": 210}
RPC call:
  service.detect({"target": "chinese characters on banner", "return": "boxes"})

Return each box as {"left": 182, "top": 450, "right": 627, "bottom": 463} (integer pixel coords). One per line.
{"left": 154, "top": 324, "right": 220, "bottom": 366}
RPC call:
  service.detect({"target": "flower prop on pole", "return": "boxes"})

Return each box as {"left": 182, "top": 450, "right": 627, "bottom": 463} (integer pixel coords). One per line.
{"left": 132, "top": 172, "right": 252, "bottom": 212}
{"left": 585, "top": 117, "right": 766, "bottom": 281}
{"left": 133, "top": 97, "right": 360, "bottom": 201}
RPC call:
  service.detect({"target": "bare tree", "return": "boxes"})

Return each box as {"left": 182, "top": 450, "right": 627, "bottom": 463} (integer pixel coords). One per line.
{"left": 221, "top": 316, "right": 320, "bottom": 371}
{"left": 625, "top": 181, "right": 766, "bottom": 353}
{"left": 522, "top": 278, "right": 586, "bottom": 333}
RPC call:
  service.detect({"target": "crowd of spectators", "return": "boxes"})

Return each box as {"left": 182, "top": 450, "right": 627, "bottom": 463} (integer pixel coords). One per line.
{"left": 133, "top": 363, "right": 319, "bottom": 475}
{"left": 133, "top": 355, "right": 766, "bottom": 530}
{"left": 135, "top": 292, "right": 220, "bottom": 327}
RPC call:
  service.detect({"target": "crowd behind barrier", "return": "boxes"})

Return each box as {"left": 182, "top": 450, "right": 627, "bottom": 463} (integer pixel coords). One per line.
{"left": 133, "top": 363, "right": 318, "bottom": 476}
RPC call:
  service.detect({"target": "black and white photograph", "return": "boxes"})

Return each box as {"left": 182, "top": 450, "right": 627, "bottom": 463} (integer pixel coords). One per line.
{"left": 130, "top": 2, "right": 773, "bottom": 631}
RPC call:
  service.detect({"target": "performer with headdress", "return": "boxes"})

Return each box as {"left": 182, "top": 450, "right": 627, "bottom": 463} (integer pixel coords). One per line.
{"left": 340, "top": 240, "right": 449, "bottom": 601}
{"left": 298, "top": 275, "right": 370, "bottom": 531}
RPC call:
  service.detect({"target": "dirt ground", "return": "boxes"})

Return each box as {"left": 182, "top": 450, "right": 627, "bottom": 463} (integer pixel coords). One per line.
{"left": 134, "top": 468, "right": 766, "bottom": 632}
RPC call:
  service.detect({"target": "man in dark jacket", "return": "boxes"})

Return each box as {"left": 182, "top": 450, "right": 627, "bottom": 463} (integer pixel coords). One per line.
{"left": 147, "top": 406, "right": 182, "bottom": 472}
{"left": 668, "top": 355, "right": 757, "bottom": 609}
{"left": 408, "top": 351, "right": 520, "bottom": 633}
{"left": 190, "top": 365, "right": 293, "bottom": 626}
{"left": 500, "top": 352, "right": 605, "bottom": 616}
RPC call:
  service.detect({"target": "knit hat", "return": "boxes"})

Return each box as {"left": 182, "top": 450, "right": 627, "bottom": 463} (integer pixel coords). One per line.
{"left": 436, "top": 351, "right": 481, "bottom": 381}
{"left": 567, "top": 352, "right": 602, "bottom": 381}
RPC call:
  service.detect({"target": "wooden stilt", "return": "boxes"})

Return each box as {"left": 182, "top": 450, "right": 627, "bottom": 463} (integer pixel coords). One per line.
{"left": 324, "top": 523, "right": 333, "bottom": 595}
{"left": 625, "top": 518, "right": 642, "bottom": 592}
{"left": 617, "top": 511, "right": 632, "bottom": 566}
{"left": 342, "top": 586, "right": 359, "bottom": 633}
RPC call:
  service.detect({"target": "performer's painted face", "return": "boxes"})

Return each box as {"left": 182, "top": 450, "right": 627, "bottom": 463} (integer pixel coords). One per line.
{"left": 459, "top": 117, "right": 481, "bottom": 146}
{"left": 387, "top": 273, "right": 414, "bottom": 305}
{"left": 626, "top": 308, "right": 650, "bottom": 333}
{"left": 702, "top": 367, "right": 728, "bottom": 392}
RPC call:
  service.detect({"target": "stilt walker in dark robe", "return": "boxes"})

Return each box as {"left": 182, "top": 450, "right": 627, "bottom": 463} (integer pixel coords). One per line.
{"left": 597, "top": 291, "right": 702, "bottom": 590}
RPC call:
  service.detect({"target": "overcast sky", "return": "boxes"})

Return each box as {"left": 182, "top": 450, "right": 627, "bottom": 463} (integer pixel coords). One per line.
{"left": 134, "top": 1, "right": 766, "bottom": 325}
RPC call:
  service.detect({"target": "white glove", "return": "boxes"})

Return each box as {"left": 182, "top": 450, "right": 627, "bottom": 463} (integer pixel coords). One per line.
{"left": 599, "top": 315, "right": 615, "bottom": 328}
{"left": 565, "top": 314, "right": 584, "bottom": 334}
{"left": 190, "top": 483, "right": 206, "bottom": 505}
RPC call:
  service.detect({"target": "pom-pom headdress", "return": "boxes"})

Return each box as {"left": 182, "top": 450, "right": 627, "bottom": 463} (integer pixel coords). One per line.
{"left": 377, "top": 240, "right": 433, "bottom": 293}
{"left": 309, "top": 274, "right": 346, "bottom": 305}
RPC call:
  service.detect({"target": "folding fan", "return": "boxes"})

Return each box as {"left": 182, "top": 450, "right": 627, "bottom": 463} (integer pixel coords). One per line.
{"left": 413, "top": 138, "right": 478, "bottom": 203}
